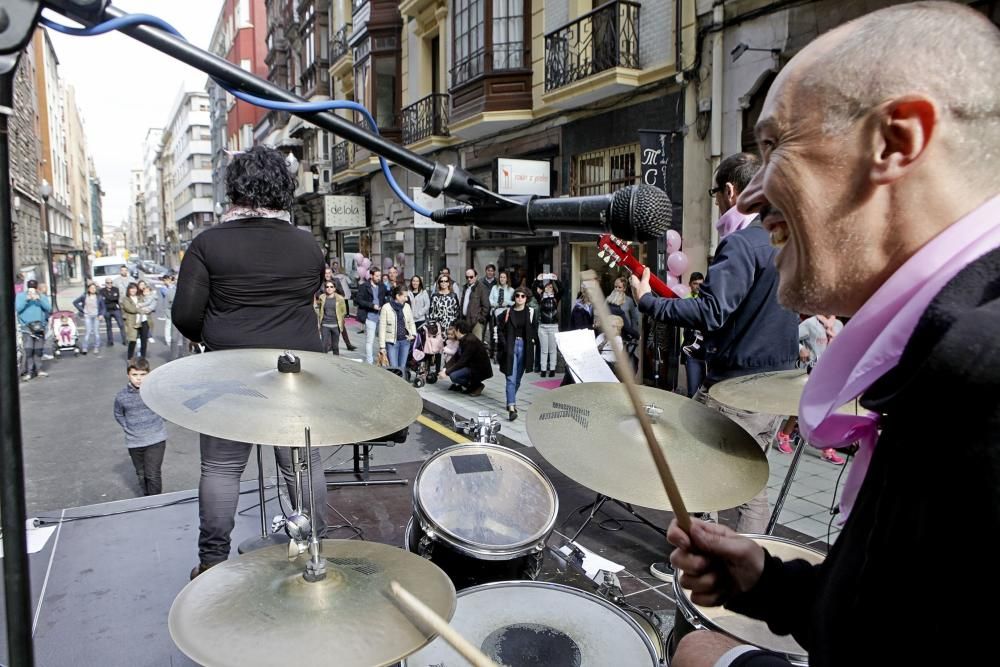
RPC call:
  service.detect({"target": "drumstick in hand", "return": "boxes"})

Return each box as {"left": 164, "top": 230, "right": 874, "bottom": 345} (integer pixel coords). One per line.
{"left": 581, "top": 270, "right": 691, "bottom": 533}
{"left": 390, "top": 581, "right": 499, "bottom": 667}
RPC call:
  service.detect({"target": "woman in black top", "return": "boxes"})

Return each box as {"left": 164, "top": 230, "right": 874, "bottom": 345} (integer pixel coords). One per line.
{"left": 535, "top": 279, "right": 562, "bottom": 377}
{"left": 496, "top": 287, "right": 539, "bottom": 421}
{"left": 172, "top": 146, "right": 327, "bottom": 578}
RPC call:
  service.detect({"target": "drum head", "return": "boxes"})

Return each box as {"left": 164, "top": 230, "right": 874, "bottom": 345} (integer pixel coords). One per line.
{"left": 404, "top": 581, "right": 659, "bottom": 666}
{"left": 413, "top": 443, "right": 558, "bottom": 556}
{"left": 673, "top": 535, "right": 824, "bottom": 664}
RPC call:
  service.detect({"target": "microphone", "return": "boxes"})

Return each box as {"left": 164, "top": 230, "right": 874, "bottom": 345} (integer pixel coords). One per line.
{"left": 430, "top": 184, "right": 672, "bottom": 242}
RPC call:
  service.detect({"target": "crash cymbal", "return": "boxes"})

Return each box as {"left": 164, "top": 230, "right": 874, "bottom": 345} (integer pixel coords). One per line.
{"left": 708, "top": 369, "right": 858, "bottom": 417}
{"left": 169, "top": 539, "right": 456, "bottom": 667}
{"left": 526, "top": 383, "right": 768, "bottom": 513}
{"left": 141, "top": 349, "right": 422, "bottom": 446}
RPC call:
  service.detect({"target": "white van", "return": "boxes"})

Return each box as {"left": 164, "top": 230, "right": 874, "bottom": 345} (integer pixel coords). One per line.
{"left": 92, "top": 256, "right": 128, "bottom": 283}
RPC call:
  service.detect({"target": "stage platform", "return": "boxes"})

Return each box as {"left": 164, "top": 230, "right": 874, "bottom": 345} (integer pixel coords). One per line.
{"left": 2, "top": 445, "right": 826, "bottom": 666}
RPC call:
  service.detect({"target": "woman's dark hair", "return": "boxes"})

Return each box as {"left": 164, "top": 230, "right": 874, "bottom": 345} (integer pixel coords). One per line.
{"left": 392, "top": 285, "right": 408, "bottom": 298}
{"left": 410, "top": 275, "right": 424, "bottom": 293}
{"left": 225, "top": 145, "right": 296, "bottom": 210}
{"left": 127, "top": 282, "right": 139, "bottom": 295}
{"left": 454, "top": 319, "right": 472, "bottom": 335}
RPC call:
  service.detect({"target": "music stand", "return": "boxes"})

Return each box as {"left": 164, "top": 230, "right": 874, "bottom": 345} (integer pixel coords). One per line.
{"left": 326, "top": 428, "right": 409, "bottom": 488}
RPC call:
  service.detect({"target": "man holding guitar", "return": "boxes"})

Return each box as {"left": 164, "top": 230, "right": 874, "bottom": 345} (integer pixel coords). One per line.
{"left": 631, "top": 152, "right": 798, "bottom": 558}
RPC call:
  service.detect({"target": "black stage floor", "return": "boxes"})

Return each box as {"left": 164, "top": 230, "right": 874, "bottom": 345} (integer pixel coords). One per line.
{"left": 2, "top": 446, "right": 825, "bottom": 666}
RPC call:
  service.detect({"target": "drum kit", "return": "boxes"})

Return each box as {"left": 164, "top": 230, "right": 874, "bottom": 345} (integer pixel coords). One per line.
{"left": 142, "top": 349, "right": 834, "bottom": 666}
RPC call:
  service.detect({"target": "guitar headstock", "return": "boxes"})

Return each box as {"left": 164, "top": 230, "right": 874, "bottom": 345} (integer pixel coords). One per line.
{"left": 596, "top": 234, "right": 633, "bottom": 271}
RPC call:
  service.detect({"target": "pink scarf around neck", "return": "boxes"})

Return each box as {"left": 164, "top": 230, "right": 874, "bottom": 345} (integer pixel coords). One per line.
{"left": 799, "top": 194, "right": 1000, "bottom": 520}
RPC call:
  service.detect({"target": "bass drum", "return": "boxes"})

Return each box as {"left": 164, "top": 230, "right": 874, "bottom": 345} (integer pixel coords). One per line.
{"left": 403, "top": 581, "right": 660, "bottom": 667}
{"left": 669, "top": 535, "right": 826, "bottom": 666}
{"left": 407, "top": 442, "right": 558, "bottom": 590}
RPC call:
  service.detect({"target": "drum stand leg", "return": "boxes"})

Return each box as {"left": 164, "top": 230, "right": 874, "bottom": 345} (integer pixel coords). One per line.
{"left": 237, "top": 445, "right": 290, "bottom": 554}
{"left": 326, "top": 443, "right": 407, "bottom": 487}
{"left": 766, "top": 435, "right": 806, "bottom": 535}
{"left": 569, "top": 494, "right": 668, "bottom": 543}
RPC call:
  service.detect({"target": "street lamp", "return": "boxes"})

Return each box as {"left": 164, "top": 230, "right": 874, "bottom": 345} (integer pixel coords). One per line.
{"left": 187, "top": 220, "right": 195, "bottom": 241}
{"left": 11, "top": 195, "right": 21, "bottom": 275}
{"left": 79, "top": 213, "right": 90, "bottom": 285}
{"left": 214, "top": 202, "right": 224, "bottom": 223}
{"left": 39, "top": 179, "right": 57, "bottom": 309}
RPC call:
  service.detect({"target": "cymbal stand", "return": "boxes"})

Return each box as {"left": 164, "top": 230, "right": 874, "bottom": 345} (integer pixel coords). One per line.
{"left": 237, "top": 445, "right": 290, "bottom": 554}
{"left": 569, "top": 494, "right": 667, "bottom": 543}
{"left": 766, "top": 434, "right": 807, "bottom": 535}
{"left": 283, "top": 446, "right": 312, "bottom": 558}
{"left": 302, "top": 427, "right": 326, "bottom": 582}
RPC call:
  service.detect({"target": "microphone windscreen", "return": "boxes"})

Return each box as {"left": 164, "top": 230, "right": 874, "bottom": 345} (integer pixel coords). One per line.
{"left": 610, "top": 185, "right": 672, "bottom": 241}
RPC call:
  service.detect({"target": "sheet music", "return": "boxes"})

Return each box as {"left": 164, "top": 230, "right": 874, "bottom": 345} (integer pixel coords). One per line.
{"left": 555, "top": 329, "right": 619, "bottom": 383}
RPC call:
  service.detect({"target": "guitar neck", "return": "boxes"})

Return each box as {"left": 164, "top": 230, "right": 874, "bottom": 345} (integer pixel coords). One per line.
{"left": 618, "top": 254, "right": 677, "bottom": 299}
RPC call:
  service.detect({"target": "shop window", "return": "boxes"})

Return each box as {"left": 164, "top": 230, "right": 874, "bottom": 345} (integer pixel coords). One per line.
{"left": 573, "top": 143, "right": 640, "bottom": 195}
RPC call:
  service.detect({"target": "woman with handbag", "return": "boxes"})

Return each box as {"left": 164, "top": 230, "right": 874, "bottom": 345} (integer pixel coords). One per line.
{"left": 496, "top": 287, "right": 539, "bottom": 421}
{"left": 378, "top": 286, "right": 417, "bottom": 377}
{"left": 121, "top": 283, "right": 149, "bottom": 361}
{"left": 15, "top": 280, "right": 51, "bottom": 379}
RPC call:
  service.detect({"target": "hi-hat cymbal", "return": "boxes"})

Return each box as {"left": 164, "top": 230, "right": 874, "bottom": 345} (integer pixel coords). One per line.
{"left": 526, "top": 383, "right": 768, "bottom": 513}
{"left": 141, "top": 349, "right": 422, "bottom": 445}
{"left": 708, "top": 369, "right": 858, "bottom": 417}
{"left": 169, "top": 540, "right": 456, "bottom": 667}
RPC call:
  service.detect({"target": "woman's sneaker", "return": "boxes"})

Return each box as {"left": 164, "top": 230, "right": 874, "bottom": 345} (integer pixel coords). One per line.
{"left": 777, "top": 432, "right": 794, "bottom": 454}
{"left": 822, "top": 448, "right": 846, "bottom": 465}
{"left": 649, "top": 561, "right": 674, "bottom": 583}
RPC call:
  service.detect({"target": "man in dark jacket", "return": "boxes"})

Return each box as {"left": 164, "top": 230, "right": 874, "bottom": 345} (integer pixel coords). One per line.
{"left": 353, "top": 267, "right": 389, "bottom": 364}
{"left": 667, "top": 5, "right": 1000, "bottom": 667}
{"left": 172, "top": 146, "right": 328, "bottom": 579}
{"left": 633, "top": 152, "right": 798, "bottom": 539}
{"left": 100, "top": 277, "right": 126, "bottom": 346}
{"left": 441, "top": 319, "right": 493, "bottom": 395}
{"left": 458, "top": 267, "right": 490, "bottom": 340}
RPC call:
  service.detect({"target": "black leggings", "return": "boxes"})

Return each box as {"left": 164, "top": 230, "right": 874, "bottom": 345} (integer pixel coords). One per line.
{"left": 128, "top": 322, "right": 149, "bottom": 359}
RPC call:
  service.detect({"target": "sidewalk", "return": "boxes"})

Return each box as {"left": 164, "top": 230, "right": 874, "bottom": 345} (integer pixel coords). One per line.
{"left": 340, "top": 318, "right": 848, "bottom": 545}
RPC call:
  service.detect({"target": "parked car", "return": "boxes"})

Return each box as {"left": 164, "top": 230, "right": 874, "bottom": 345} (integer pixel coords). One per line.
{"left": 138, "top": 261, "right": 170, "bottom": 288}
{"left": 91, "top": 256, "right": 128, "bottom": 283}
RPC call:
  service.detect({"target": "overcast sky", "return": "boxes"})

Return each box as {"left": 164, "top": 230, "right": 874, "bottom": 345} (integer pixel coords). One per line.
{"left": 47, "top": 1, "right": 224, "bottom": 228}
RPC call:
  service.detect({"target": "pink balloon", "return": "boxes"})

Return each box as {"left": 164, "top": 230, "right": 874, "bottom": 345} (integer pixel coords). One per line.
{"left": 667, "top": 251, "right": 690, "bottom": 277}
{"left": 666, "top": 230, "right": 682, "bottom": 254}
{"left": 672, "top": 283, "right": 691, "bottom": 298}
{"left": 666, "top": 274, "right": 680, "bottom": 287}
{"left": 353, "top": 252, "right": 365, "bottom": 264}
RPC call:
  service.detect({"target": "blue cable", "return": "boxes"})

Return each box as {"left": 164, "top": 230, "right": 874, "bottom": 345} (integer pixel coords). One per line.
{"left": 39, "top": 12, "right": 433, "bottom": 217}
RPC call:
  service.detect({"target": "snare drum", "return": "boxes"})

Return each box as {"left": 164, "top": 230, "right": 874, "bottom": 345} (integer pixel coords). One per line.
{"left": 403, "top": 581, "right": 660, "bottom": 666}
{"left": 669, "top": 535, "right": 826, "bottom": 666}
{"left": 407, "top": 442, "right": 559, "bottom": 589}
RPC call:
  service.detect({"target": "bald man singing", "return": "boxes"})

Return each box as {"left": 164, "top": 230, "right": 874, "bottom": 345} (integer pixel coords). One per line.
{"left": 667, "top": 3, "right": 1000, "bottom": 666}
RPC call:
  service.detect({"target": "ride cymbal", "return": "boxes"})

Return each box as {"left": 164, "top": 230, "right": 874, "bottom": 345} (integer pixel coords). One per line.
{"left": 141, "top": 349, "right": 422, "bottom": 445}
{"left": 709, "top": 369, "right": 858, "bottom": 417}
{"left": 526, "top": 383, "right": 768, "bottom": 513}
{"left": 169, "top": 540, "right": 456, "bottom": 667}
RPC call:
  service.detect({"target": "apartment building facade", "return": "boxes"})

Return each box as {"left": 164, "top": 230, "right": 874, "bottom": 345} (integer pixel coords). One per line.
{"left": 141, "top": 128, "right": 164, "bottom": 260}
{"left": 9, "top": 33, "right": 45, "bottom": 280}
{"left": 165, "top": 89, "right": 215, "bottom": 257}
{"left": 207, "top": 0, "right": 270, "bottom": 209}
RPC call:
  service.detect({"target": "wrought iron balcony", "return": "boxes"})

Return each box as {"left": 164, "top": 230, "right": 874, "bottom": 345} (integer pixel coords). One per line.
{"left": 401, "top": 93, "right": 450, "bottom": 145}
{"left": 330, "top": 23, "right": 352, "bottom": 63}
{"left": 332, "top": 140, "right": 355, "bottom": 173}
{"left": 544, "top": 0, "right": 640, "bottom": 92}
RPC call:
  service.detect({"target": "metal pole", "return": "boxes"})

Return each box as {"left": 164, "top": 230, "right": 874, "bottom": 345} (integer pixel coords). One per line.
{"left": 303, "top": 427, "right": 326, "bottom": 582}
{"left": 766, "top": 436, "right": 807, "bottom": 535}
{"left": 0, "top": 54, "right": 37, "bottom": 667}
{"left": 41, "top": 196, "right": 57, "bottom": 310}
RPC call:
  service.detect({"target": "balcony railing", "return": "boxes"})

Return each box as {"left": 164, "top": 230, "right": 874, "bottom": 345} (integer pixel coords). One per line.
{"left": 401, "top": 93, "right": 450, "bottom": 145}
{"left": 332, "top": 140, "right": 355, "bottom": 173}
{"left": 451, "top": 41, "right": 527, "bottom": 88}
{"left": 544, "top": 0, "right": 640, "bottom": 92}
{"left": 330, "top": 24, "right": 352, "bottom": 63}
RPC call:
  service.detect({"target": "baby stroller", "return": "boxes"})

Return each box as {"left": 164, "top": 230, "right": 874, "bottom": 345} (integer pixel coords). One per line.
{"left": 49, "top": 310, "right": 81, "bottom": 357}
{"left": 409, "top": 322, "right": 445, "bottom": 387}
